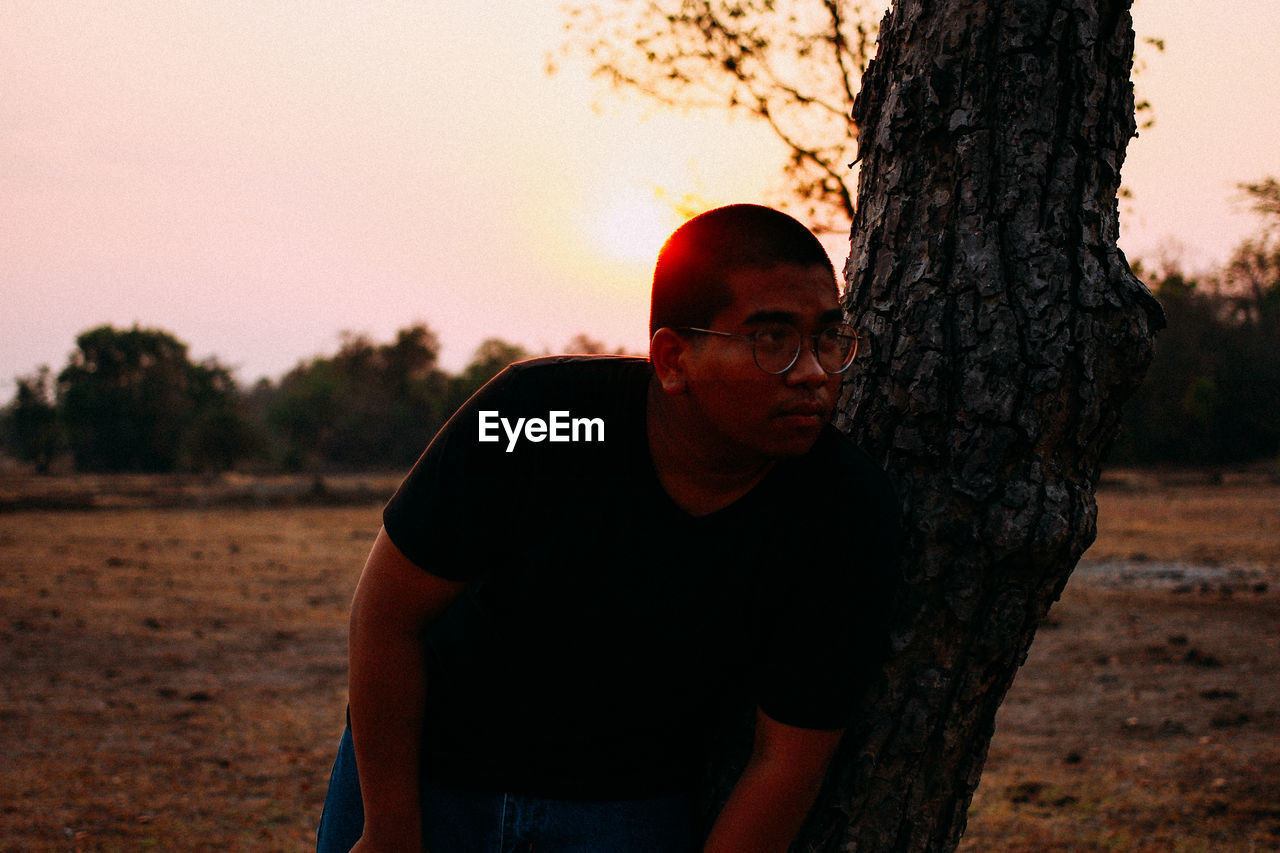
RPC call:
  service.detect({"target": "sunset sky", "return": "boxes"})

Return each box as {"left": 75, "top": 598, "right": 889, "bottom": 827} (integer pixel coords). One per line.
{"left": 3, "top": 1, "right": 1278, "bottom": 395}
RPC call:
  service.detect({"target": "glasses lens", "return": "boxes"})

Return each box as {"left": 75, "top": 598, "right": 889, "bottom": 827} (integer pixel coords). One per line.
{"left": 752, "top": 327, "right": 802, "bottom": 374}
{"left": 816, "top": 325, "right": 859, "bottom": 373}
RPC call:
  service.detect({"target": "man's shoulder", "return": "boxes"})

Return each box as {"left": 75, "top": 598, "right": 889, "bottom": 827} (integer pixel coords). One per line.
{"left": 384, "top": 355, "right": 651, "bottom": 572}
{"left": 499, "top": 354, "right": 651, "bottom": 383}
{"left": 476, "top": 354, "right": 651, "bottom": 414}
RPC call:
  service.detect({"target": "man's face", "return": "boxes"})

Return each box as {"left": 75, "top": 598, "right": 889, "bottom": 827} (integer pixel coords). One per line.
{"left": 680, "top": 262, "right": 844, "bottom": 462}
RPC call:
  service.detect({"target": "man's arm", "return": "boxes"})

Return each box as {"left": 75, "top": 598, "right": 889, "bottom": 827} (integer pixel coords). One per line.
{"left": 346, "top": 527, "right": 468, "bottom": 853}
{"left": 703, "top": 709, "right": 844, "bottom": 853}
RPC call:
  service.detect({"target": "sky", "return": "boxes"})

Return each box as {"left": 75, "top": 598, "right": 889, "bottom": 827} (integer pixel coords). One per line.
{"left": 3, "top": 1, "right": 1278, "bottom": 396}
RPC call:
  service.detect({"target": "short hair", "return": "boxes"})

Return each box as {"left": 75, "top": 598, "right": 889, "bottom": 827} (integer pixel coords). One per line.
{"left": 649, "top": 204, "right": 835, "bottom": 337}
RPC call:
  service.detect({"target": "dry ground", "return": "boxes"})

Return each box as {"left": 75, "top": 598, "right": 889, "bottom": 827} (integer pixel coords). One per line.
{"left": 960, "top": 474, "right": 1280, "bottom": 853}
{"left": 0, "top": 504, "right": 375, "bottom": 851}
{"left": 0, "top": 471, "right": 1277, "bottom": 851}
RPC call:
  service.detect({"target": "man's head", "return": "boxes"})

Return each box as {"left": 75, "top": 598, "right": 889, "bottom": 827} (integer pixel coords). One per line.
{"left": 649, "top": 204, "right": 835, "bottom": 338}
{"left": 648, "top": 205, "right": 848, "bottom": 463}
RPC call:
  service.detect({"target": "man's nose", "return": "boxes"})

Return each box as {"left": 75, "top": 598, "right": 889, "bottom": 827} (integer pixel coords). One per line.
{"left": 785, "top": 341, "right": 827, "bottom": 386}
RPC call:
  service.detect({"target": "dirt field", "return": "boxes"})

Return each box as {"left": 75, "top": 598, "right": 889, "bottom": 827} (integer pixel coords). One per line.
{"left": 1, "top": 472, "right": 1277, "bottom": 851}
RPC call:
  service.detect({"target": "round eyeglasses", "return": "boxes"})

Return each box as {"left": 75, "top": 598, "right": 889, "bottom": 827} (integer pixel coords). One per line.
{"left": 677, "top": 322, "right": 860, "bottom": 375}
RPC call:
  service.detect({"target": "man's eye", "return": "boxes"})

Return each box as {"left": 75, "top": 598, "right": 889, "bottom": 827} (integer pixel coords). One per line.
{"left": 754, "top": 327, "right": 794, "bottom": 347}
{"left": 817, "top": 327, "right": 846, "bottom": 347}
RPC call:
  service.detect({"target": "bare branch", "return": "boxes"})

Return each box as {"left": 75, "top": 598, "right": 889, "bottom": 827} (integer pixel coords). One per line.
{"left": 555, "top": 0, "right": 881, "bottom": 229}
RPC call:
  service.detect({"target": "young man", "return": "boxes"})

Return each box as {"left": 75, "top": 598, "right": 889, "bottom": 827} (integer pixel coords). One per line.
{"left": 317, "top": 204, "right": 900, "bottom": 852}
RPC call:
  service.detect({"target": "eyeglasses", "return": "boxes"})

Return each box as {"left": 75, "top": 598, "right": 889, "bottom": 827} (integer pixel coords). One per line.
{"left": 677, "top": 322, "right": 860, "bottom": 375}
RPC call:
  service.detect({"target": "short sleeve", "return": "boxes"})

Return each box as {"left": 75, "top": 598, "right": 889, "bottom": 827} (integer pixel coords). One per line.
{"left": 382, "top": 366, "right": 524, "bottom": 580}
{"left": 380, "top": 355, "right": 652, "bottom": 581}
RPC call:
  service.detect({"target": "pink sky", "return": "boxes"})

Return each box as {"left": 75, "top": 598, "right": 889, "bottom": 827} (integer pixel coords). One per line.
{"left": 3, "top": 1, "right": 1277, "bottom": 395}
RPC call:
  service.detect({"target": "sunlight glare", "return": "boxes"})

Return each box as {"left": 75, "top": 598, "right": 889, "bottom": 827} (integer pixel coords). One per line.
{"left": 588, "top": 192, "right": 682, "bottom": 267}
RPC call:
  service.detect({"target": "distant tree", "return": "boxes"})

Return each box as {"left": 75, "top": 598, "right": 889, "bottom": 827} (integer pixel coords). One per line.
{"left": 56, "top": 325, "right": 248, "bottom": 472}
{"left": 1240, "top": 176, "right": 1280, "bottom": 226}
{"left": 180, "top": 358, "right": 262, "bottom": 472}
{"left": 267, "top": 357, "right": 343, "bottom": 470}
{"left": 1114, "top": 179, "right": 1280, "bottom": 465}
{"left": 2, "top": 366, "right": 65, "bottom": 473}
{"left": 461, "top": 337, "right": 531, "bottom": 383}
{"left": 1210, "top": 178, "right": 1280, "bottom": 459}
{"left": 564, "top": 333, "right": 610, "bottom": 354}
{"left": 379, "top": 325, "right": 453, "bottom": 463}
{"left": 564, "top": 333, "right": 633, "bottom": 355}
{"left": 1225, "top": 178, "right": 1280, "bottom": 326}
{"left": 267, "top": 324, "right": 450, "bottom": 470}
{"left": 447, "top": 338, "right": 531, "bottom": 411}
{"left": 1111, "top": 271, "right": 1222, "bottom": 462}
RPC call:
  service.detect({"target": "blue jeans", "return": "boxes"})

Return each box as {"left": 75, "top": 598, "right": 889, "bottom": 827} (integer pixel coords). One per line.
{"left": 316, "top": 725, "right": 697, "bottom": 852}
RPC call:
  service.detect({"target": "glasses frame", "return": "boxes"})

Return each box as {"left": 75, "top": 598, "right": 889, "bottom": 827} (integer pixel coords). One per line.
{"left": 676, "top": 322, "right": 860, "bottom": 375}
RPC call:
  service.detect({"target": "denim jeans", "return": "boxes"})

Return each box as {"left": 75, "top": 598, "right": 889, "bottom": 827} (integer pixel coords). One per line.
{"left": 316, "top": 725, "right": 697, "bottom": 852}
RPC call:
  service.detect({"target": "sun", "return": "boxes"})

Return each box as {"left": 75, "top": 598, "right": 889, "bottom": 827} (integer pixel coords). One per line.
{"left": 587, "top": 192, "right": 682, "bottom": 267}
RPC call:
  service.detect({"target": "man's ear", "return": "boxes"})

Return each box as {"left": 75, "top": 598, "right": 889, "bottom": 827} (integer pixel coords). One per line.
{"left": 649, "top": 328, "right": 689, "bottom": 394}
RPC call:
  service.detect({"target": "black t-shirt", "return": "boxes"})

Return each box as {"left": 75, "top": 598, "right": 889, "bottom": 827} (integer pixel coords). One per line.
{"left": 382, "top": 355, "right": 900, "bottom": 799}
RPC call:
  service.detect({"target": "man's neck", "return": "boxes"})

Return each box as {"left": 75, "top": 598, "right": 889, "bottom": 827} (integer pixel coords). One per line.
{"left": 645, "top": 379, "right": 775, "bottom": 517}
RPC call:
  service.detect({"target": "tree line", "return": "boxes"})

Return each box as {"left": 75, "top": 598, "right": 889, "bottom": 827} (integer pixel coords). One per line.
{"left": 0, "top": 325, "right": 623, "bottom": 474}
{"left": 1109, "top": 179, "right": 1280, "bottom": 466}
{"left": 3, "top": 181, "right": 1278, "bottom": 474}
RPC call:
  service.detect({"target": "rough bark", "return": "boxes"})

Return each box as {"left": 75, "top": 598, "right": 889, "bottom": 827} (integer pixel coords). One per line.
{"left": 794, "top": 0, "right": 1164, "bottom": 850}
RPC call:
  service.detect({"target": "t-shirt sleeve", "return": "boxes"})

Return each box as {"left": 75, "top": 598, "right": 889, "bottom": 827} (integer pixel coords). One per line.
{"left": 382, "top": 366, "right": 523, "bottom": 581}
{"left": 756, "top": 444, "right": 902, "bottom": 729}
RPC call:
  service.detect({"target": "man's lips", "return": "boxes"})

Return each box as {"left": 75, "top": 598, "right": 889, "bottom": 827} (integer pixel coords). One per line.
{"left": 777, "top": 400, "right": 829, "bottom": 417}
{"left": 774, "top": 400, "right": 831, "bottom": 427}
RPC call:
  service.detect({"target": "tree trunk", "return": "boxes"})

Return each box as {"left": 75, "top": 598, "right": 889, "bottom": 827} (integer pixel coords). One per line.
{"left": 797, "top": 0, "right": 1164, "bottom": 850}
